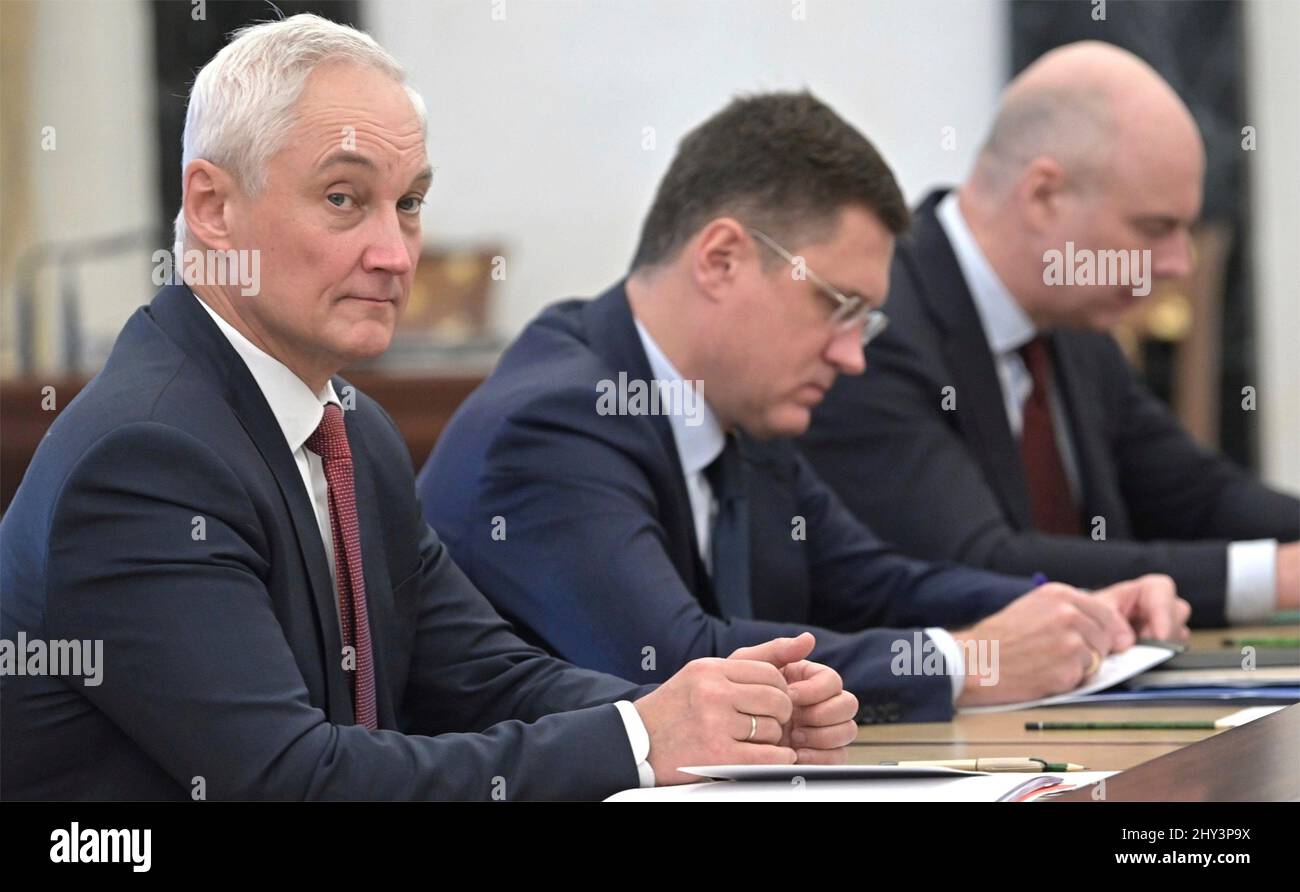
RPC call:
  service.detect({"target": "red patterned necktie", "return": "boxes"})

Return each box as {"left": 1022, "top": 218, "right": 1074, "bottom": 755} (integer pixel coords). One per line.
{"left": 1018, "top": 337, "right": 1082, "bottom": 535}
{"left": 306, "top": 403, "right": 378, "bottom": 729}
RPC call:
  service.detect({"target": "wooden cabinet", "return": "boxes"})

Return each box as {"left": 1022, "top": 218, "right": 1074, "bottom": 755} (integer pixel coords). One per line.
{"left": 0, "top": 371, "right": 486, "bottom": 513}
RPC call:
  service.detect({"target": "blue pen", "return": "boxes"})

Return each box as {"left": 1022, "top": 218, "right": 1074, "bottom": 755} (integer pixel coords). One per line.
{"left": 1031, "top": 572, "right": 1048, "bottom": 587}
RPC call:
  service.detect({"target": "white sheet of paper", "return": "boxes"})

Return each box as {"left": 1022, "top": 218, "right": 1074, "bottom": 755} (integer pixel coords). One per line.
{"left": 679, "top": 764, "right": 982, "bottom": 781}
{"left": 606, "top": 771, "right": 1117, "bottom": 802}
{"left": 1215, "top": 705, "right": 1285, "bottom": 727}
{"left": 959, "top": 644, "right": 1174, "bottom": 713}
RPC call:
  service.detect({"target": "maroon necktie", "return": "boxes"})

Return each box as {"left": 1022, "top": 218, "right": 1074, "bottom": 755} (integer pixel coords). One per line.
{"left": 1018, "top": 337, "right": 1082, "bottom": 535}
{"left": 306, "top": 404, "right": 378, "bottom": 729}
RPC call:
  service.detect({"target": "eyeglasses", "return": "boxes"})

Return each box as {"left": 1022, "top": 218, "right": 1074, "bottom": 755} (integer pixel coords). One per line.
{"left": 747, "top": 227, "right": 889, "bottom": 347}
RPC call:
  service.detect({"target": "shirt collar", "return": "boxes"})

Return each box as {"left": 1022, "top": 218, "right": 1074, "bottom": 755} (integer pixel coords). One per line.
{"left": 194, "top": 294, "right": 339, "bottom": 454}
{"left": 632, "top": 317, "right": 725, "bottom": 475}
{"left": 935, "top": 191, "right": 1037, "bottom": 355}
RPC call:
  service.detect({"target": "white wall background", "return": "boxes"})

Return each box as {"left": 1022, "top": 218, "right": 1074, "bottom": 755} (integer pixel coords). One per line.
{"left": 2, "top": 0, "right": 1293, "bottom": 487}
{"left": 1245, "top": 0, "right": 1300, "bottom": 489}
{"left": 370, "top": 0, "right": 1007, "bottom": 337}
{"left": 3, "top": 0, "right": 158, "bottom": 373}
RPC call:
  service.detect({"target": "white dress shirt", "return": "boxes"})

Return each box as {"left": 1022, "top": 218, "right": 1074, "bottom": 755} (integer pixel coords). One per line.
{"left": 196, "top": 295, "right": 655, "bottom": 787}
{"left": 936, "top": 192, "right": 1277, "bottom": 622}
{"left": 633, "top": 318, "right": 968, "bottom": 701}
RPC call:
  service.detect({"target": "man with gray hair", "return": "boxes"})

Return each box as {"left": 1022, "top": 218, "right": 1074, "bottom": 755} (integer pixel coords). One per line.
{"left": 801, "top": 41, "right": 1299, "bottom": 625}
{"left": 0, "top": 14, "right": 857, "bottom": 800}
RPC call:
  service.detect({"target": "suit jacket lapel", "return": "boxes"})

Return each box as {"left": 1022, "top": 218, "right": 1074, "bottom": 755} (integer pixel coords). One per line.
{"left": 581, "top": 282, "right": 715, "bottom": 602}
{"left": 908, "top": 192, "right": 1034, "bottom": 528}
{"left": 147, "top": 286, "right": 353, "bottom": 721}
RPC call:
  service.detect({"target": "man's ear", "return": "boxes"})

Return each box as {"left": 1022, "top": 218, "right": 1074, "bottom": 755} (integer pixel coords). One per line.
{"left": 182, "top": 160, "right": 239, "bottom": 249}
{"left": 689, "top": 217, "right": 752, "bottom": 302}
{"left": 1016, "top": 156, "right": 1067, "bottom": 235}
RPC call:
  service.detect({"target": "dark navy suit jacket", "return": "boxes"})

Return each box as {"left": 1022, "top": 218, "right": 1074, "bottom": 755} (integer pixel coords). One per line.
{"left": 0, "top": 285, "right": 651, "bottom": 801}
{"left": 800, "top": 191, "right": 1299, "bottom": 626}
{"left": 418, "top": 282, "right": 1031, "bottom": 724}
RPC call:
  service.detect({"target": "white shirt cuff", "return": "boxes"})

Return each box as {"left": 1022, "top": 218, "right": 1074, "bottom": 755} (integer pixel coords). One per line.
{"left": 613, "top": 700, "right": 656, "bottom": 788}
{"left": 1225, "top": 539, "right": 1278, "bottom": 624}
{"left": 925, "top": 627, "right": 965, "bottom": 702}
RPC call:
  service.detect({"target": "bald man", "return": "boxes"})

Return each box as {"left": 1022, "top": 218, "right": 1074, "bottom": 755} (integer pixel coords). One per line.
{"left": 799, "top": 41, "right": 1299, "bottom": 627}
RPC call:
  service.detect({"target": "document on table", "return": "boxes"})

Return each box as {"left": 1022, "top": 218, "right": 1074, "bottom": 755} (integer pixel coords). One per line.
{"left": 677, "top": 764, "right": 982, "bottom": 781}
{"left": 1128, "top": 666, "right": 1300, "bottom": 689}
{"left": 605, "top": 771, "right": 1117, "bottom": 802}
{"left": 959, "top": 644, "right": 1174, "bottom": 714}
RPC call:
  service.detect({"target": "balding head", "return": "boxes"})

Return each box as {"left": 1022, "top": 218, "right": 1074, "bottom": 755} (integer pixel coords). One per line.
{"left": 973, "top": 41, "right": 1201, "bottom": 197}
{"left": 959, "top": 41, "right": 1205, "bottom": 332}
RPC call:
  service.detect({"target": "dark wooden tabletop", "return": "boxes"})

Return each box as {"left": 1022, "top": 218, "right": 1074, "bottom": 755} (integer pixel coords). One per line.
{"left": 1051, "top": 701, "right": 1300, "bottom": 801}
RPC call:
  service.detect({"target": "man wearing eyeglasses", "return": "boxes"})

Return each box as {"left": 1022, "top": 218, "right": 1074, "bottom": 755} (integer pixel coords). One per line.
{"left": 417, "top": 91, "right": 1189, "bottom": 723}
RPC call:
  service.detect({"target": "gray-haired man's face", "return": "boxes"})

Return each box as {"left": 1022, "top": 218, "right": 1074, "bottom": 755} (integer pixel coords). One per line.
{"left": 223, "top": 61, "right": 431, "bottom": 377}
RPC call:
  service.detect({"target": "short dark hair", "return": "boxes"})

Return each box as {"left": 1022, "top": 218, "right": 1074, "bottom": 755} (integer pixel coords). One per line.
{"left": 630, "top": 91, "right": 909, "bottom": 272}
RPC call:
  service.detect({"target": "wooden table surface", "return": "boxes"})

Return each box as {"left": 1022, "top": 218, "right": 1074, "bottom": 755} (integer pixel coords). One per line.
{"left": 851, "top": 623, "right": 1298, "bottom": 772}
{"left": 1052, "top": 700, "right": 1300, "bottom": 801}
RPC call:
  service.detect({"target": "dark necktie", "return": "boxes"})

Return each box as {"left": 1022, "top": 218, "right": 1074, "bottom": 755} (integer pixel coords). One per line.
{"left": 306, "top": 404, "right": 378, "bottom": 729}
{"left": 704, "top": 435, "right": 753, "bottom": 619}
{"left": 1018, "top": 336, "right": 1082, "bottom": 535}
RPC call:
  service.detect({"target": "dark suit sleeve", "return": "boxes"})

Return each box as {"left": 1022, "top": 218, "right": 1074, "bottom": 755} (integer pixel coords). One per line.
{"left": 43, "top": 422, "right": 646, "bottom": 801}
{"left": 397, "top": 516, "right": 659, "bottom": 738}
{"left": 800, "top": 329, "right": 1297, "bottom": 627}
{"left": 789, "top": 451, "right": 1029, "bottom": 632}
{"left": 437, "top": 401, "right": 1021, "bottom": 723}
